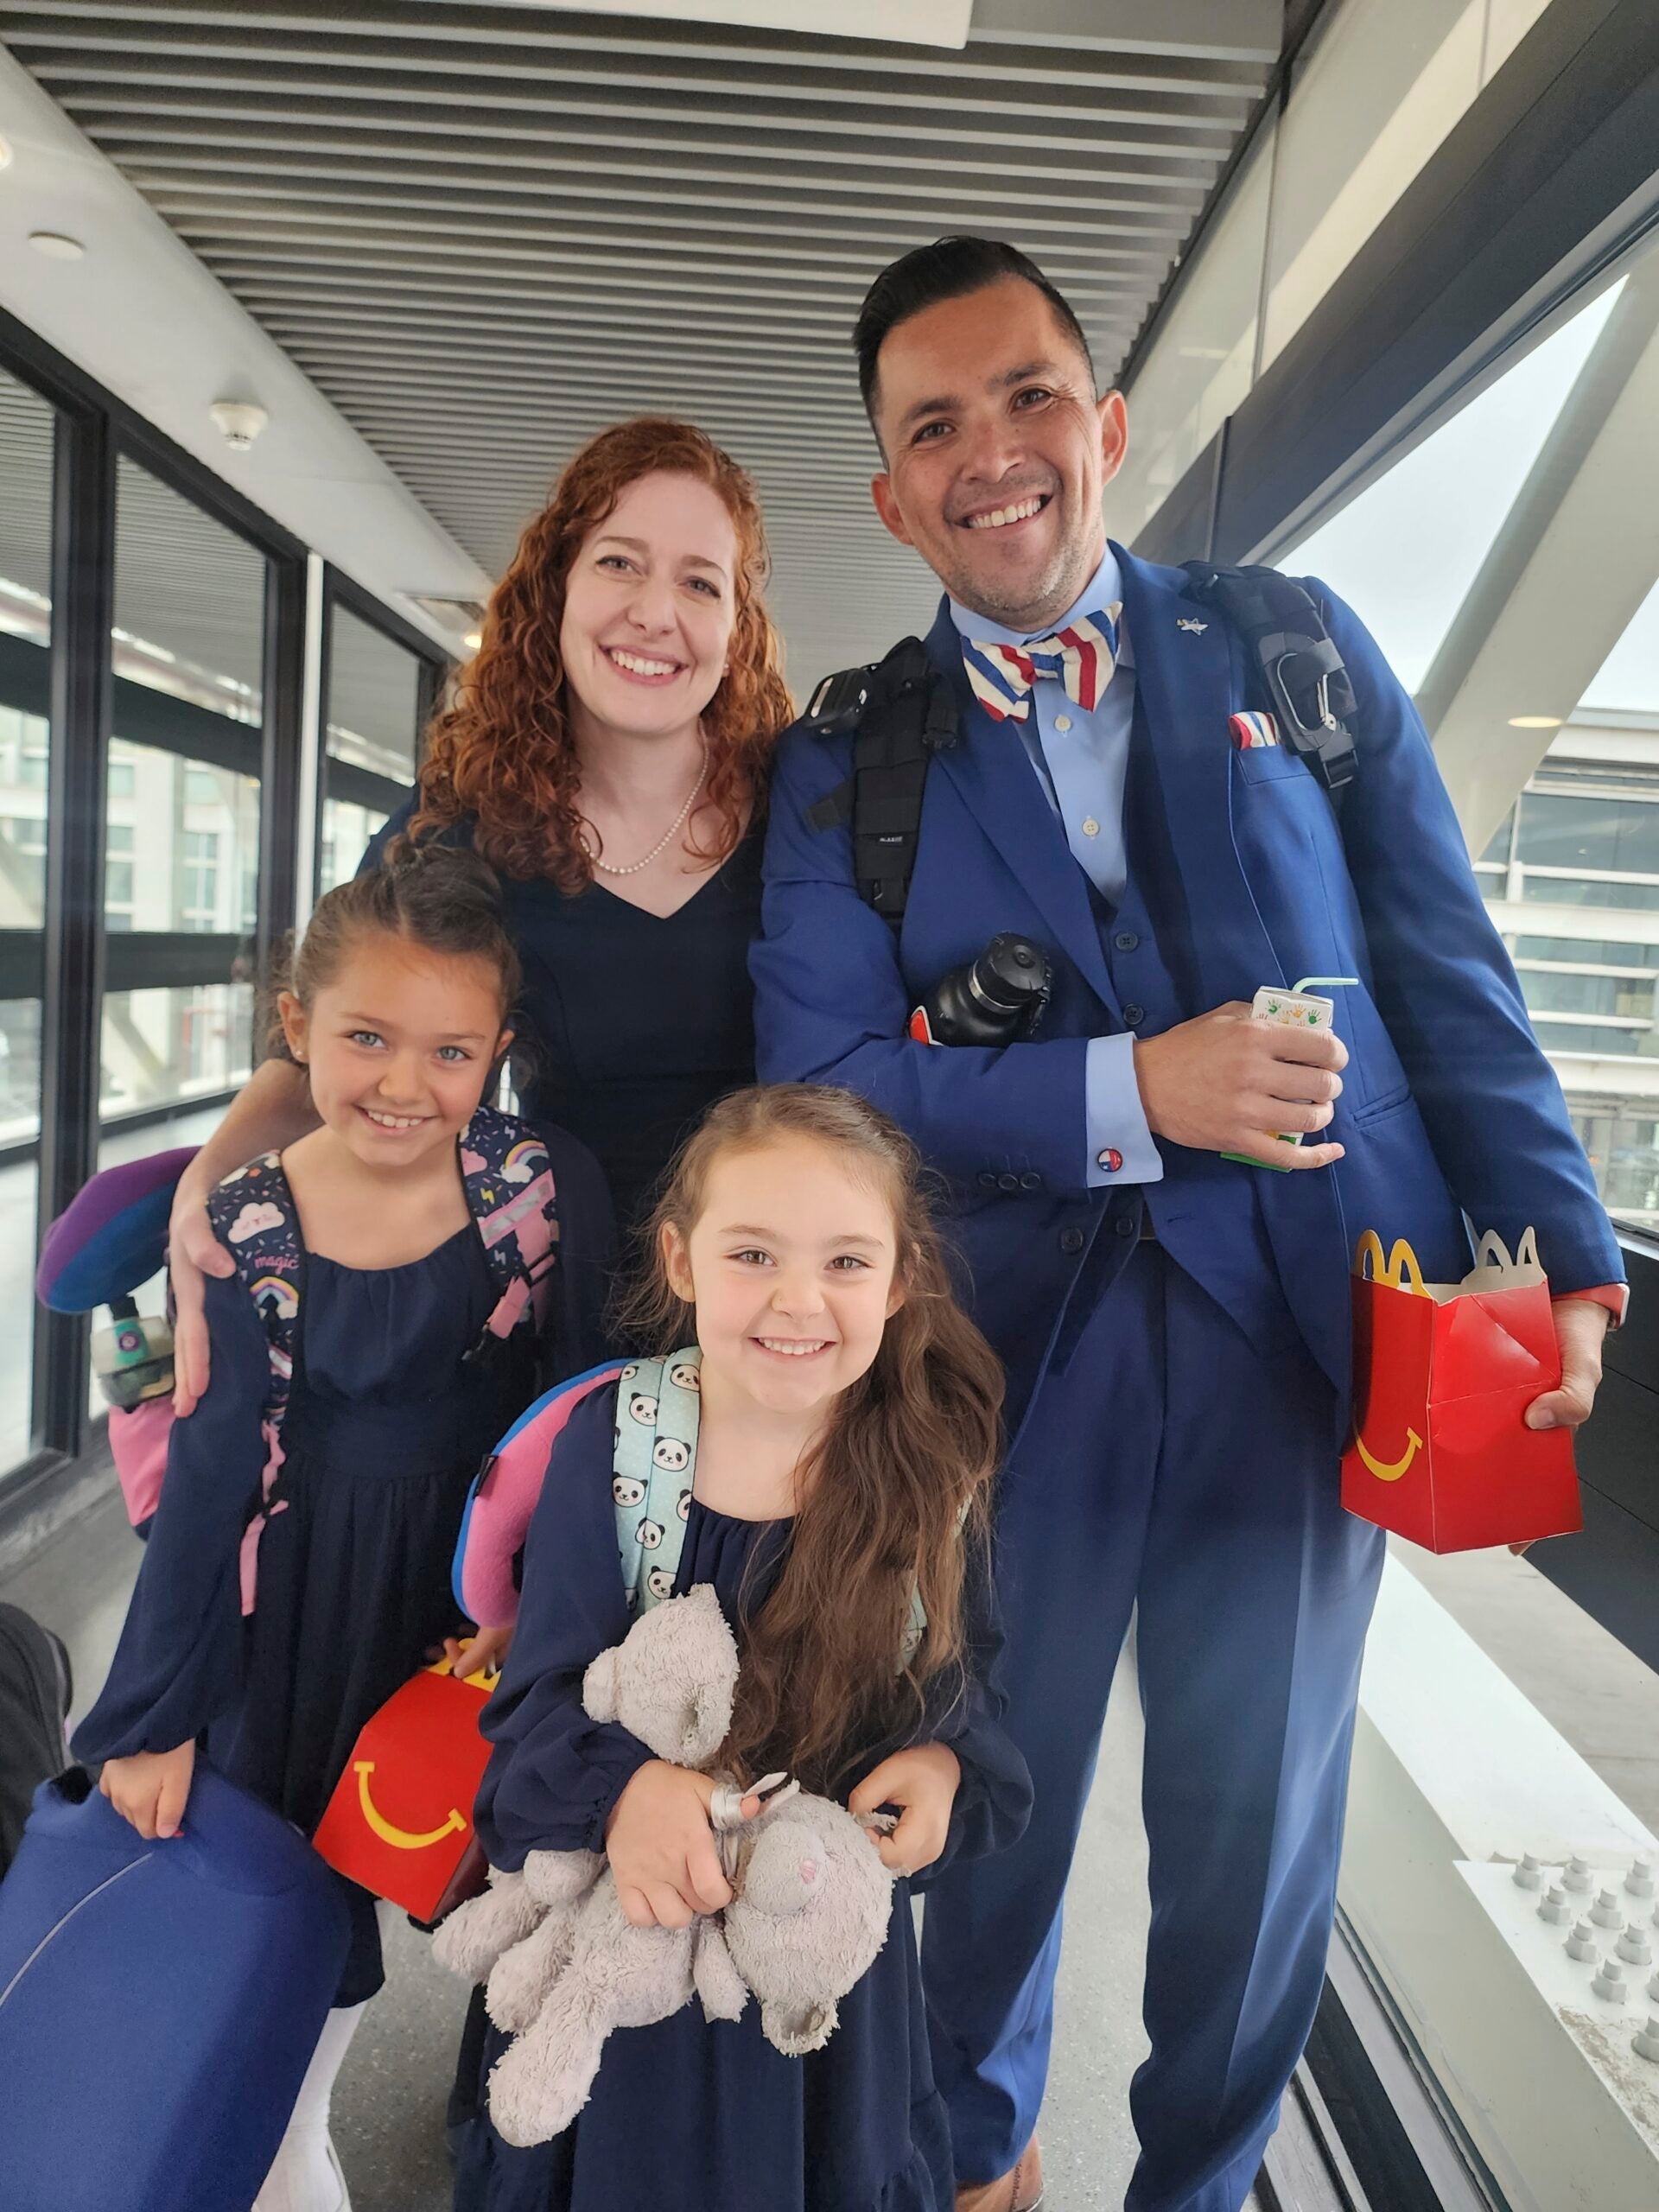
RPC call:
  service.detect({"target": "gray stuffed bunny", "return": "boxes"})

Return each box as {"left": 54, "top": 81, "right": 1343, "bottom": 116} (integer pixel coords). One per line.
{"left": 435, "top": 1585, "right": 895, "bottom": 2147}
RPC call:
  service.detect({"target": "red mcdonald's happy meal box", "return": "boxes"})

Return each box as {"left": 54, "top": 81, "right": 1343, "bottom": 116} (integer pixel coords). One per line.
{"left": 1339, "top": 1226, "right": 1580, "bottom": 1554}
{"left": 312, "top": 1659, "right": 495, "bottom": 1923}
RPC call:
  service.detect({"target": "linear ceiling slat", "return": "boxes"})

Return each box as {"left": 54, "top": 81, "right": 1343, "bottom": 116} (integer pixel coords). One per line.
{"left": 163, "top": 228, "right": 1160, "bottom": 302}
{"left": 82, "top": 119, "right": 1208, "bottom": 217}
{"left": 53, "top": 90, "right": 1225, "bottom": 186}
{"left": 8, "top": 29, "right": 1255, "bottom": 135}
{"left": 150, "top": 199, "right": 1175, "bottom": 276}
{"left": 0, "top": 0, "right": 1278, "bottom": 673}
{"left": 30, "top": 53, "right": 1243, "bottom": 162}
{"left": 123, "top": 163, "right": 1197, "bottom": 246}
{"left": 0, "top": 3, "right": 1267, "bottom": 101}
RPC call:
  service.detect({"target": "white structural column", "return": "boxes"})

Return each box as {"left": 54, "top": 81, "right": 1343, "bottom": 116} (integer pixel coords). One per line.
{"left": 1416, "top": 258, "right": 1659, "bottom": 852}
{"left": 294, "top": 552, "right": 327, "bottom": 936}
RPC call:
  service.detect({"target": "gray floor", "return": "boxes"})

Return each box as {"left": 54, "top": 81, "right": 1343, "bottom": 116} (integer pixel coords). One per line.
{"left": 25, "top": 1471, "right": 1656, "bottom": 2207}
{"left": 3, "top": 1477, "right": 1172, "bottom": 2209}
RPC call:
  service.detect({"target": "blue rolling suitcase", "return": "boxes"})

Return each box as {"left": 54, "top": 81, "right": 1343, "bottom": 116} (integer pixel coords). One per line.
{"left": 0, "top": 1759, "right": 351, "bottom": 2212}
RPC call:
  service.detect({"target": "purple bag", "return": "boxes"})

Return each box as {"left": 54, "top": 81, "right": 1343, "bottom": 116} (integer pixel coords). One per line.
{"left": 0, "top": 1761, "right": 350, "bottom": 2212}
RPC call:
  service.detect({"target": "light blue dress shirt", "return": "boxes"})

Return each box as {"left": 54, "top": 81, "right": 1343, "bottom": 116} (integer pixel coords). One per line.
{"left": 949, "top": 547, "right": 1163, "bottom": 1187}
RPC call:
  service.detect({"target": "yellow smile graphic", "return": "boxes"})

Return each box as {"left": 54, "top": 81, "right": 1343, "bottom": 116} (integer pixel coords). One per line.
{"left": 1354, "top": 1427, "right": 1423, "bottom": 1483}
{"left": 353, "top": 1760, "right": 467, "bottom": 1852}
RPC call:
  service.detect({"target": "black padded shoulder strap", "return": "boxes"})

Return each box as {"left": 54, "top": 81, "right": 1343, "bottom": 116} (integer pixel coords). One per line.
{"left": 804, "top": 634, "right": 958, "bottom": 929}
{"left": 1180, "top": 563, "right": 1359, "bottom": 809}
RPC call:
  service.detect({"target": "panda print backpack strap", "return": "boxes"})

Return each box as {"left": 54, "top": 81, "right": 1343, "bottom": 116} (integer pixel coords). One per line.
{"left": 612, "top": 1346, "right": 702, "bottom": 1612}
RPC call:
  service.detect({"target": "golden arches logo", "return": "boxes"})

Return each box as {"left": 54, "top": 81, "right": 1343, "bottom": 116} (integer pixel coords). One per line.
{"left": 1354, "top": 1230, "right": 1427, "bottom": 1294}
{"left": 353, "top": 1761, "right": 467, "bottom": 1853}
{"left": 1353, "top": 1427, "right": 1423, "bottom": 1484}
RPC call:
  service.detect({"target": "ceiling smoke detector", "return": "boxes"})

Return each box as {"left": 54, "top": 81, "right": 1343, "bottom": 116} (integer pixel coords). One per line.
{"left": 209, "top": 400, "right": 269, "bottom": 451}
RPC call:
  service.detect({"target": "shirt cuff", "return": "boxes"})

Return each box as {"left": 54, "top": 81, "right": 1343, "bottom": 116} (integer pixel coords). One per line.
{"left": 1553, "top": 1284, "right": 1628, "bottom": 1329}
{"left": 1085, "top": 1035, "right": 1163, "bottom": 1187}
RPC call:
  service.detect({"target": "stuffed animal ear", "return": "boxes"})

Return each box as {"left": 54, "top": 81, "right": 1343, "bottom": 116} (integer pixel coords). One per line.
{"left": 761, "top": 1996, "right": 837, "bottom": 2057}
{"left": 582, "top": 1645, "right": 620, "bottom": 1722}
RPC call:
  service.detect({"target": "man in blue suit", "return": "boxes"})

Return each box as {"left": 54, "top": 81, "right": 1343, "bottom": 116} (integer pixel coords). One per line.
{"left": 751, "top": 238, "right": 1626, "bottom": 2212}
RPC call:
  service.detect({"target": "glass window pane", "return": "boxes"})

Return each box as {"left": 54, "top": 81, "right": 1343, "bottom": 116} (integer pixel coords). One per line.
{"left": 1529, "top": 1019, "right": 1653, "bottom": 1055}
{"left": 0, "top": 366, "right": 53, "bottom": 1472}
{"left": 1518, "top": 874, "right": 1659, "bottom": 910}
{"left": 319, "top": 796, "right": 390, "bottom": 899}
{"left": 1477, "top": 810, "right": 1514, "bottom": 866}
{"left": 101, "top": 744, "right": 260, "bottom": 936}
{"left": 1572, "top": 1108, "right": 1659, "bottom": 1225}
{"left": 326, "top": 606, "right": 422, "bottom": 780}
{"left": 1518, "top": 969, "right": 1656, "bottom": 1019}
{"left": 319, "top": 604, "right": 424, "bottom": 899}
{"left": 1512, "top": 934, "right": 1659, "bottom": 968}
{"left": 1281, "top": 283, "right": 1622, "bottom": 690}
{"left": 1515, "top": 792, "right": 1659, "bottom": 874}
{"left": 107, "top": 461, "right": 265, "bottom": 1135}
{"left": 100, "top": 983, "right": 255, "bottom": 1122}
{"left": 113, "top": 458, "right": 264, "bottom": 724}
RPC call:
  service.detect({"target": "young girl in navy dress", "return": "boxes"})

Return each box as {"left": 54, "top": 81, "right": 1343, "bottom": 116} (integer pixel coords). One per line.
{"left": 455, "top": 1084, "right": 1033, "bottom": 2212}
{"left": 75, "top": 846, "right": 612, "bottom": 2212}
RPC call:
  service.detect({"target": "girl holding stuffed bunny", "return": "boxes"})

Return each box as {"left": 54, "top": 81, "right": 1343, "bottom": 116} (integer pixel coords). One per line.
{"left": 74, "top": 845, "right": 613, "bottom": 2212}
{"left": 454, "top": 1083, "right": 1032, "bottom": 2212}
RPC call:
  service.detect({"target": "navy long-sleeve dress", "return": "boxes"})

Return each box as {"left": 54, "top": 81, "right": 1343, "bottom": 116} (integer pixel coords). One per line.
{"left": 364, "top": 804, "right": 763, "bottom": 1234}
{"left": 453, "top": 1383, "right": 1033, "bottom": 2212}
{"left": 73, "top": 1131, "right": 614, "bottom": 2008}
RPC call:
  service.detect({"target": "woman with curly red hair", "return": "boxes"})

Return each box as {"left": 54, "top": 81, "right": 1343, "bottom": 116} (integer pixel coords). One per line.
{"left": 166, "top": 419, "right": 796, "bottom": 1403}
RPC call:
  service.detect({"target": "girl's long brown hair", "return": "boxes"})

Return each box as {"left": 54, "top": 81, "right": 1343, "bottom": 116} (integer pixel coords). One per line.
{"left": 619, "top": 1084, "right": 1004, "bottom": 1792}
{"left": 406, "top": 419, "right": 794, "bottom": 892}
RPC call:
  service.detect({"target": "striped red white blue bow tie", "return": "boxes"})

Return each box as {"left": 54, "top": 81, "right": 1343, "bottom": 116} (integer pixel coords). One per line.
{"left": 962, "top": 603, "right": 1122, "bottom": 722}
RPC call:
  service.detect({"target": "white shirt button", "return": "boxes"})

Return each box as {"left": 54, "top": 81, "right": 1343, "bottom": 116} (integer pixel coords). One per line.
{"left": 1054, "top": 714, "right": 1072, "bottom": 732}
{"left": 1082, "top": 817, "right": 1100, "bottom": 838}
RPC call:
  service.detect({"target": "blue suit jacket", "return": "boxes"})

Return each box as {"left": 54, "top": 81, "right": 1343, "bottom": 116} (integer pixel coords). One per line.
{"left": 752, "top": 546, "right": 1624, "bottom": 1427}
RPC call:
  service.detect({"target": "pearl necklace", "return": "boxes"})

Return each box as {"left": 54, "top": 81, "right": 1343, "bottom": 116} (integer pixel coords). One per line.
{"left": 583, "top": 748, "right": 707, "bottom": 878}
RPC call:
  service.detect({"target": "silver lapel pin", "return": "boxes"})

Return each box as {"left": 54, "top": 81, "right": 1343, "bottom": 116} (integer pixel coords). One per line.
{"left": 1177, "top": 616, "right": 1208, "bottom": 634}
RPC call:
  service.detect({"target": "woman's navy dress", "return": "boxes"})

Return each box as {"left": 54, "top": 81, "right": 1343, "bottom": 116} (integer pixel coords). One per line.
{"left": 453, "top": 1384, "right": 1033, "bottom": 2212}
{"left": 74, "top": 1221, "right": 528, "bottom": 2005}
{"left": 365, "top": 805, "right": 763, "bottom": 1230}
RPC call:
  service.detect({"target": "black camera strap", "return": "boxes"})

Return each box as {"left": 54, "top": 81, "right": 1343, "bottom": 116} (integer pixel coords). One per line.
{"left": 804, "top": 634, "right": 957, "bottom": 928}
{"left": 806, "top": 569, "right": 1360, "bottom": 924}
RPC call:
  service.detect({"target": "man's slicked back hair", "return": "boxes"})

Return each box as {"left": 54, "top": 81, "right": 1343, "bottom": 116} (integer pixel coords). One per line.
{"left": 854, "top": 237, "right": 1096, "bottom": 432}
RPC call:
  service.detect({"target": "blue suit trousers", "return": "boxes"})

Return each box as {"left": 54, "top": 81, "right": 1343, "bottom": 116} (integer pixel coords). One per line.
{"left": 922, "top": 1245, "right": 1384, "bottom": 2211}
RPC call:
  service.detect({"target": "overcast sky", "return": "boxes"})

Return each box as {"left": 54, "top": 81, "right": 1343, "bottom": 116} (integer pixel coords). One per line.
{"left": 1284, "top": 273, "right": 1655, "bottom": 716}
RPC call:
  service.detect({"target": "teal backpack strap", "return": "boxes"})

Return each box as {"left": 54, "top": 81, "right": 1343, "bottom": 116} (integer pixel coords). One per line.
{"left": 608, "top": 1344, "right": 932, "bottom": 1662}
{"left": 612, "top": 1346, "right": 702, "bottom": 1613}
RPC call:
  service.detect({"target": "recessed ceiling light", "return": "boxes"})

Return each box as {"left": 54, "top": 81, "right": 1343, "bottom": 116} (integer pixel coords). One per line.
{"left": 29, "top": 232, "right": 85, "bottom": 261}
{"left": 1508, "top": 715, "right": 1563, "bottom": 728}
{"left": 0, "top": 137, "right": 13, "bottom": 170}
{"left": 464, "top": 631, "right": 483, "bottom": 650}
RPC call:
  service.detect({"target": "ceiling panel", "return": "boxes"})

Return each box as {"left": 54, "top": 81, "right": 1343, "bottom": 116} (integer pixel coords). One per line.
{"left": 0, "top": 0, "right": 1279, "bottom": 689}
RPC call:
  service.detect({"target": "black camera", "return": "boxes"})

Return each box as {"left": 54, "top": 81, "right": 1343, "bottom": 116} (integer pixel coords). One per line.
{"left": 912, "top": 934, "right": 1052, "bottom": 1048}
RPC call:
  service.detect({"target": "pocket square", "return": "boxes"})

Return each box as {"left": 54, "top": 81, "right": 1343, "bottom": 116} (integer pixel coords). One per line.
{"left": 1230, "top": 710, "right": 1280, "bottom": 749}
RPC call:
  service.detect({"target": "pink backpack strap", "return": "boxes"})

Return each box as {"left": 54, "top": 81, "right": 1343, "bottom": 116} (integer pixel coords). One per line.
{"left": 452, "top": 1362, "right": 624, "bottom": 1629}
{"left": 460, "top": 1104, "right": 559, "bottom": 1338}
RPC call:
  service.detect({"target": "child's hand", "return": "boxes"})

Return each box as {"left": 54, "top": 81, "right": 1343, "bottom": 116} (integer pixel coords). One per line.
{"left": 849, "top": 1743, "right": 961, "bottom": 1878}
{"left": 443, "top": 1624, "right": 512, "bottom": 1680}
{"left": 604, "top": 1762, "right": 760, "bottom": 1931}
{"left": 99, "top": 1741, "right": 196, "bottom": 1840}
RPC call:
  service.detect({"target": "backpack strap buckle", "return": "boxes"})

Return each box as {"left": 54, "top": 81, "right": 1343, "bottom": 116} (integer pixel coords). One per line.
{"left": 1182, "top": 563, "right": 1358, "bottom": 801}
